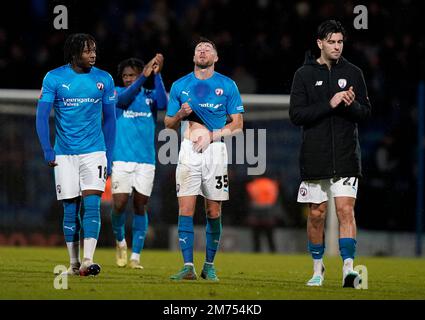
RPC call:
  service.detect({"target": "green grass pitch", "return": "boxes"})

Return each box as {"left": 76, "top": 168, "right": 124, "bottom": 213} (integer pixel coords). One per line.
{"left": 1, "top": 246, "right": 424, "bottom": 300}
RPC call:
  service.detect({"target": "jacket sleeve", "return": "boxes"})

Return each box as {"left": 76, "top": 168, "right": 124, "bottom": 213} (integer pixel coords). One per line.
{"left": 289, "top": 70, "right": 332, "bottom": 126}
{"left": 343, "top": 70, "right": 371, "bottom": 122}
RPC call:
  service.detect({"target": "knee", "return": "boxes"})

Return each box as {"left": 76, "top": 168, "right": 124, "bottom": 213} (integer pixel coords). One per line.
{"left": 337, "top": 205, "right": 355, "bottom": 223}
{"left": 205, "top": 207, "right": 221, "bottom": 219}
{"left": 309, "top": 208, "right": 326, "bottom": 225}
{"left": 113, "top": 200, "right": 127, "bottom": 214}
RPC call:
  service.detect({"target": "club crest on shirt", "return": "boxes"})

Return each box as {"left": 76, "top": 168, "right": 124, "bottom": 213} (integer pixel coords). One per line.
{"left": 299, "top": 186, "right": 307, "bottom": 197}
{"left": 338, "top": 79, "right": 347, "bottom": 89}
{"left": 56, "top": 185, "right": 61, "bottom": 194}
{"left": 96, "top": 82, "right": 104, "bottom": 90}
{"left": 215, "top": 88, "right": 224, "bottom": 96}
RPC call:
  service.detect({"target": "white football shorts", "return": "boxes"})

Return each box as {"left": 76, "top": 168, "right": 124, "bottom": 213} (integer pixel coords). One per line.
{"left": 54, "top": 151, "right": 107, "bottom": 200}
{"left": 176, "top": 139, "right": 229, "bottom": 201}
{"left": 297, "top": 177, "right": 359, "bottom": 204}
{"left": 111, "top": 161, "right": 155, "bottom": 197}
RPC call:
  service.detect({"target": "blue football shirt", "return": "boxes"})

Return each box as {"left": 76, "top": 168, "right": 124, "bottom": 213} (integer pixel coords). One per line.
{"left": 113, "top": 87, "right": 162, "bottom": 164}
{"left": 167, "top": 72, "right": 244, "bottom": 131}
{"left": 39, "top": 64, "right": 116, "bottom": 155}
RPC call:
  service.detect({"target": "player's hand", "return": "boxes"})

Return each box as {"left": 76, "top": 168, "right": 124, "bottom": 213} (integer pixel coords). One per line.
{"left": 193, "top": 132, "right": 213, "bottom": 153}
{"left": 153, "top": 53, "right": 164, "bottom": 74}
{"left": 142, "top": 56, "right": 156, "bottom": 77}
{"left": 342, "top": 86, "right": 355, "bottom": 106}
{"left": 44, "top": 150, "right": 57, "bottom": 167}
{"left": 177, "top": 102, "right": 193, "bottom": 119}
{"left": 47, "top": 160, "right": 58, "bottom": 167}
{"left": 330, "top": 91, "right": 347, "bottom": 108}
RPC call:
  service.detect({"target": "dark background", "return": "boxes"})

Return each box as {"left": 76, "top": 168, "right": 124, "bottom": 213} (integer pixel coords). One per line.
{"left": 0, "top": 0, "right": 423, "bottom": 246}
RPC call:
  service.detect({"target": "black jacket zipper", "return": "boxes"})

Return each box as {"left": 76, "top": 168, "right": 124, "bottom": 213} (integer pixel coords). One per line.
{"left": 328, "top": 67, "right": 336, "bottom": 176}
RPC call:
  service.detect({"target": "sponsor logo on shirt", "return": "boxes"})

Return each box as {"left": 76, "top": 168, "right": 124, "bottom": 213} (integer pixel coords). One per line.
{"left": 199, "top": 103, "right": 222, "bottom": 109}
{"left": 62, "top": 98, "right": 100, "bottom": 106}
{"left": 315, "top": 81, "right": 323, "bottom": 86}
{"left": 123, "top": 110, "right": 152, "bottom": 118}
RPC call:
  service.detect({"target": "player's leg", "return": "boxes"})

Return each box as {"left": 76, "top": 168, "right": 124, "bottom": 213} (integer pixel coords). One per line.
{"left": 111, "top": 161, "right": 134, "bottom": 267}
{"left": 129, "top": 163, "right": 155, "bottom": 269}
{"left": 112, "top": 192, "right": 129, "bottom": 267}
{"left": 306, "top": 202, "right": 327, "bottom": 286}
{"left": 199, "top": 141, "right": 229, "bottom": 281}
{"left": 297, "top": 180, "right": 328, "bottom": 286}
{"left": 54, "top": 155, "right": 81, "bottom": 275}
{"left": 170, "top": 139, "right": 202, "bottom": 280}
{"left": 170, "top": 195, "right": 198, "bottom": 280}
{"left": 201, "top": 198, "right": 222, "bottom": 281}
{"left": 331, "top": 177, "right": 361, "bottom": 287}
{"left": 79, "top": 151, "right": 107, "bottom": 276}
{"left": 62, "top": 197, "right": 82, "bottom": 275}
{"left": 129, "top": 191, "right": 149, "bottom": 269}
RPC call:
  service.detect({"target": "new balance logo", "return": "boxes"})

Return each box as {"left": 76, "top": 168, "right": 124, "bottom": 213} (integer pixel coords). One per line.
{"left": 179, "top": 237, "right": 188, "bottom": 245}
{"left": 62, "top": 84, "right": 71, "bottom": 90}
{"left": 315, "top": 81, "right": 323, "bottom": 86}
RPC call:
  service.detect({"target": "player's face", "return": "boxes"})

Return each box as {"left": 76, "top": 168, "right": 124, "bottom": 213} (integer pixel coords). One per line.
{"left": 77, "top": 41, "right": 96, "bottom": 69}
{"left": 122, "top": 66, "right": 141, "bottom": 87}
{"left": 193, "top": 42, "right": 218, "bottom": 69}
{"left": 317, "top": 32, "right": 344, "bottom": 61}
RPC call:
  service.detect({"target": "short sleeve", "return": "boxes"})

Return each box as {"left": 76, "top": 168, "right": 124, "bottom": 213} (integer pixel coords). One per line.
{"left": 38, "top": 72, "right": 57, "bottom": 103}
{"left": 166, "top": 82, "right": 181, "bottom": 117}
{"left": 226, "top": 80, "right": 244, "bottom": 114}
{"left": 103, "top": 73, "right": 116, "bottom": 104}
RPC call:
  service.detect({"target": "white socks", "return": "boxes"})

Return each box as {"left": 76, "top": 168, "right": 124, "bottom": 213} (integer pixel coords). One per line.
{"left": 66, "top": 241, "right": 80, "bottom": 265}
{"left": 130, "top": 253, "right": 140, "bottom": 262}
{"left": 313, "top": 259, "right": 324, "bottom": 276}
{"left": 343, "top": 258, "right": 354, "bottom": 274}
{"left": 117, "top": 239, "right": 127, "bottom": 248}
{"left": 83, "top": 238, "right": 98, "bottom": 262}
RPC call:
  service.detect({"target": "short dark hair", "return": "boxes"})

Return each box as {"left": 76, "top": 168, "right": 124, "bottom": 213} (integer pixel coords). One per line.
{"left": 117, "top": 58, "right": 145, "bottom": 79}
{"left": 64, "top": 33, "right": 96, "bottom": 63}
{"left": 317, "top": 20, "right": 347, "bottom": 40}
{"left": 194, "top": 37, "right": 217, "bottom": 52}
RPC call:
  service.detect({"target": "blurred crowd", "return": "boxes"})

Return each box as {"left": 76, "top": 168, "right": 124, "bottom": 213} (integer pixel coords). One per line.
{"left": 0, "top": 0, "right": 423, "bottom": 232}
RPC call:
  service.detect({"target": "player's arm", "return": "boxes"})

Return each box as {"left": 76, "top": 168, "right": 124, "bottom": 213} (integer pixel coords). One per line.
{"left": 35, "top": 73, "right": 57, "bottom": 167}
{"left": 164, "top": 102, "right": 192, "bottom": 131}
{"left": 289, "top": 70, "right": 333, "bottom": 126}
{"left": 341, "top": 70, "right": 372, "bottom": 122}
{"left": 116, "top": 75, "right": 147, "bottom": 109}
{"left": 102, "top": 76, "right": 117, "bottom": 176}
{"left": 152, "top": 54, "right": 168, "bottom": 110}
{"left": 164, "top": 82, "right": 191, "bottom": 131}
{"left": 116, "top": 56, "right": 157, "bottom": 109}
{"left": 213, "top": 80, "right": 244, "bottom": 140}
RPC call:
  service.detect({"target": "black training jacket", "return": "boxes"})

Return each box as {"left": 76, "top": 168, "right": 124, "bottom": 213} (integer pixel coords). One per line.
{"left": 289, "top": 53, "right": 371, "bottom": 180}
